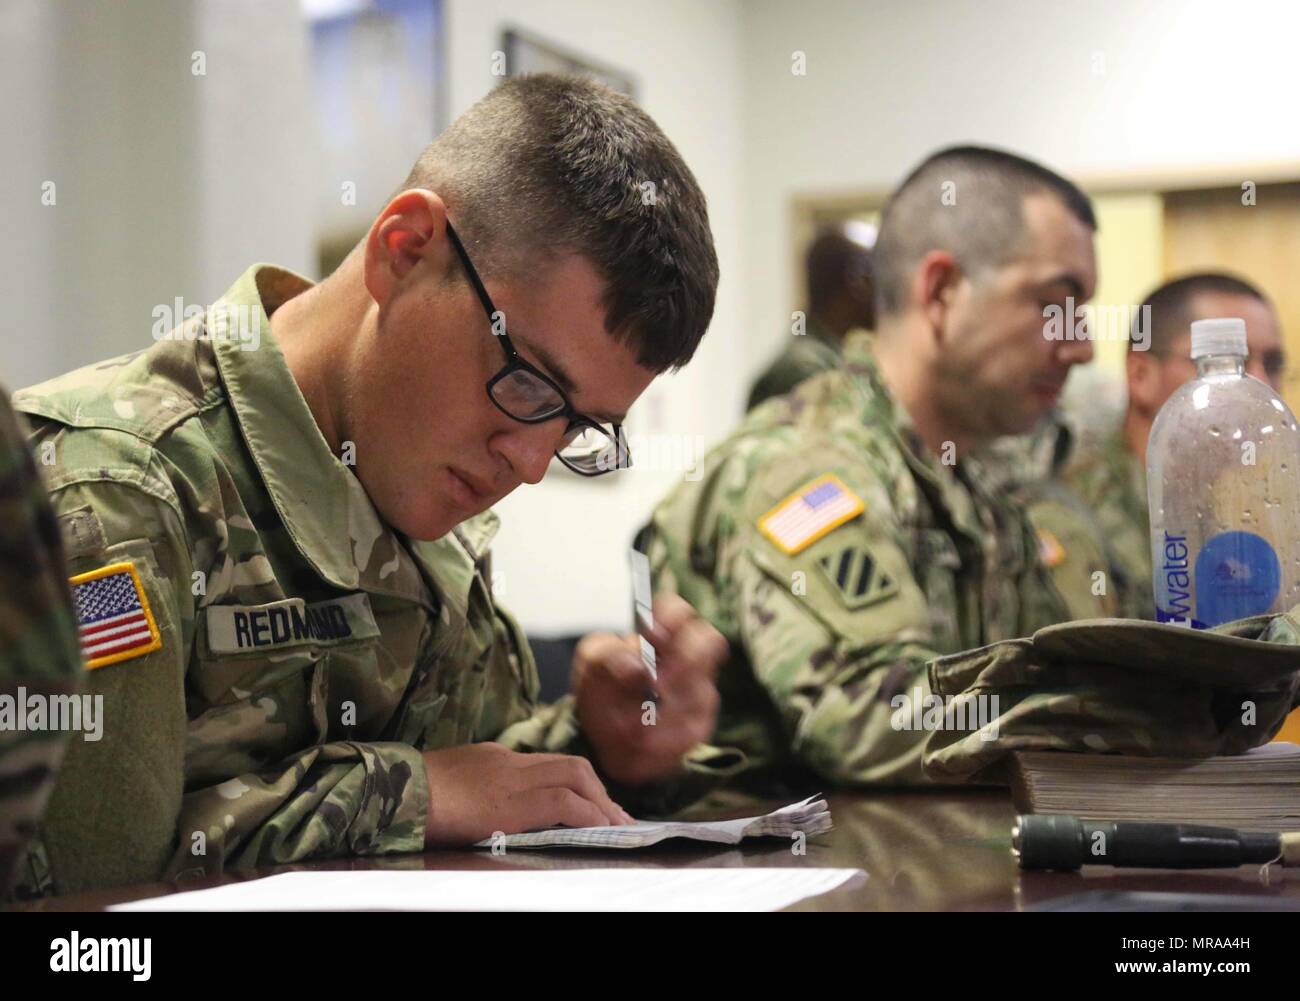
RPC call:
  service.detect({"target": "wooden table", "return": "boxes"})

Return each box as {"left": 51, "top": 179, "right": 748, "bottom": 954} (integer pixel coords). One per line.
{"left": 14, "top": 790, "right": 1300, "bottom": 911}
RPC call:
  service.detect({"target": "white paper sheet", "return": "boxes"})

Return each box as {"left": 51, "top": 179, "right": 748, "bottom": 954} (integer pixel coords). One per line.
{"left": 475, "top": 794, "right": 831, "bottom": 849}
{"left": 110, "top": 867, "right": 864, "bottom": 912}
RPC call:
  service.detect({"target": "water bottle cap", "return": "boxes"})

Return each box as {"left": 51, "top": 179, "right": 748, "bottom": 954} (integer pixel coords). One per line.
{"left": 1189, "top": 317, "right": 1247, "bottom": 359}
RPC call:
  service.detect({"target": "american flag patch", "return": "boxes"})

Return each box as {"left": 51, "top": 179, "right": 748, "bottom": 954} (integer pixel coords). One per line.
{"left": 70, "top": 561, "right": 163, "bottom": 669}
{"left": 1036, "top": 528, "right": 1066, "bottom": 569}
{"left": 758, "top": 474, "right": 865, "bottom": 555}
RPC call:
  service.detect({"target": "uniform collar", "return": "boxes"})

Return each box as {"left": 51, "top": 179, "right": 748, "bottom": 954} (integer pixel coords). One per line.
{"left": 841, "top": 332, "right": 992, "bottom": 539}
{"left": 841, "top": 332, "right": 933, "bottom": 472}
{"left": 208, "top": 265, "right": 501, "bottom": 614}
{"left": 207, "top": 263, "right": 368, "bottom": 592}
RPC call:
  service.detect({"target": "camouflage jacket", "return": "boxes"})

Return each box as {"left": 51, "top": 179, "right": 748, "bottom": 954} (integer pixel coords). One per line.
{"left": 0, "top": 389, "right": 83, "bottom": 900}
{"left": 12, "top": 264, "right": 669, "bottom": 895}
{"left": 745, "top": 319, "right": 842, "bottom": 411}
{"left": 642, "top": 333, "right": 1074, "bottom": 790}
{"left": 1059, "top": 426, "right": 1153, "bottom": 619}
{"left": 927, "top": 608, "right": 1300, "bottom": 783}
{"left": 978, "top": 416, "right": 1124, "bottom": 622}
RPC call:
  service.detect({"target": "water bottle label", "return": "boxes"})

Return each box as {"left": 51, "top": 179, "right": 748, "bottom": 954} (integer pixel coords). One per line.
{"left": 1194, "top": 530, "right": 1281, "bottom": 625}
{"left": 1154, "top": 607, "right": 1208, "bottom": 628}
{"left": 1155, "top": 529, "right": 1202, "bottom": 626}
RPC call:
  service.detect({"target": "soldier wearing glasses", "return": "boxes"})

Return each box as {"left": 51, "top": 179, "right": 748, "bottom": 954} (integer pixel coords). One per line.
{"left": 11, "top": 75, "right": 732, "bottom": 897}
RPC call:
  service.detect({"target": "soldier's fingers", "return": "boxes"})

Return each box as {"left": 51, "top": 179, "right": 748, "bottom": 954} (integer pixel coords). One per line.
{"left": 576, "top": 634, "right": 648, "bottom": 693}
{"left": 599, "top": 648, "right": 655, "bottom": 696}
{"left": 509, "top": 787, "right": 617, "bottom": 832}
{"left": 573, "top": 631, "right": 626, "bottom": 677}
{"left": 656, "top": 616, "right": 728, "bottom": 683}
{"left": 517, "top": 756, "right": 629, "bottom": 825}
{"left": 650, "top": 592, "right": 696, "bottom": 637}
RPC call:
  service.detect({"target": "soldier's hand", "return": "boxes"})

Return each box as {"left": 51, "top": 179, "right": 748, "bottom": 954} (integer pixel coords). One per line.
{"left": 573, "top": 594, "right": 725, "bottom": 786}
{"left": 420, "top": 742, "right": 632, "bottom": 847}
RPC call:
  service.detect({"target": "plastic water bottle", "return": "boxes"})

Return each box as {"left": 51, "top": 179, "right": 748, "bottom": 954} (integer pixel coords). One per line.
{"left": 1147, "top": 317, "right": 1300, "bottom": 626}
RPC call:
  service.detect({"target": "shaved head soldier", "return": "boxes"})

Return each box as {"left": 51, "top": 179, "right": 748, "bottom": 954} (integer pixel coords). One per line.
{"left": 641, "top": 146, "right": 1101, "bottom": 789}
{"left": 14, "top": 76, "right": 732, "bottom": 895}
{"left": 746, "top": 225, "right": 876, "bottom": 410}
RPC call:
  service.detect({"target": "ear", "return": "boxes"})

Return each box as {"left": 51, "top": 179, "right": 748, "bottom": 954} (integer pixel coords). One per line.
{"left": 364, "top": 189, "right": 449, "bottom": 305}
{"left": 1126, "top": 348, "right": 1159, "bottom": 413}
{"left": 911, "top": 250, "right": 961, "bottom": 341}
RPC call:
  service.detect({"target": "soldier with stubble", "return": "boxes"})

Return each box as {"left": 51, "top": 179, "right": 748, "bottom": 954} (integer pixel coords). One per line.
{"left": 640, "top": 146, "right": 1102, "bottom": 790}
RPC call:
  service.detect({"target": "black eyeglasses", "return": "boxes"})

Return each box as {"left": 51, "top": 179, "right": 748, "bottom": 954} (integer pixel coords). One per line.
{"left": 444, "top": 220, "right": 631, "bottom": 476}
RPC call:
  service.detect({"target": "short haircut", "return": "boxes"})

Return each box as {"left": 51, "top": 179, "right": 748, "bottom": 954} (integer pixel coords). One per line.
{"left": 872, "top": 145, "right": 1096, "bottom": 319}
{"left": 1134, "top": 272, "right": 1270, "bottom": 354}
{"left": 394, "top": 75, "right": 718, "bottom": 372}
{"left": 806, "top": 227, "right": 874, "bottom": 313}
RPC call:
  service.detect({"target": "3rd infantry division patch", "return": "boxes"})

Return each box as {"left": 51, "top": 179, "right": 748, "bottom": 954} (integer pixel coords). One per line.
{"left": 815, "top": 544, "right": 899, "bottom": 609}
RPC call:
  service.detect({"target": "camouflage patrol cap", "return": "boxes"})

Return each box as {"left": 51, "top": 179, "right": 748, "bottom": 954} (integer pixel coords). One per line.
{"left": 923, "top": 609, "right": 1300, "bottom": 783}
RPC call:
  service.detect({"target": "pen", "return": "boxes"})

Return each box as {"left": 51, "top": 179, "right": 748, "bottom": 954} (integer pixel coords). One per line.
{"left": 1013, "top": 814, "right": 1293, "bottom": 871}
{"left": 629, "top": 549, "right": 660, "bottom": 704}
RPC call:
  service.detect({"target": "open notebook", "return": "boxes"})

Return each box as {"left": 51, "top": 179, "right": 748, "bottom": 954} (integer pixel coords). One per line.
{"left": 473, "top": 794, "right": 832, "bottom": 849}
{"left": 1010, "top": 743, "right": 1300, "bottom": 832}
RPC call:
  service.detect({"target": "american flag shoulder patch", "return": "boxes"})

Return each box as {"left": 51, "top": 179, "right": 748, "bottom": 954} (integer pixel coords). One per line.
{"left": 70, "top": 561, "right": 163, "bottom": 670}
{"left": 1036, "top": 528, "right": 1066, "bottom": 569}
{"left": 757, "top": 473, "right": 866, "bottom": 555}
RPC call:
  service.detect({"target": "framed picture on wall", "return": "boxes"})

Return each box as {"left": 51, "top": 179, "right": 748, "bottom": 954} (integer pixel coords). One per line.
{"left": 502, "top": 28, "right": 637, "bottom": 98}
{"left": 303, "top": 0, "right": 447, "bottom": 278}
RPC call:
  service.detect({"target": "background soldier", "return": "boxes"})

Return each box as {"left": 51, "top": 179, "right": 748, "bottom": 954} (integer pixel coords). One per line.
{"left": 641, "top": 146, "right": 1101, "bottom": 789}
{"left": 0, "top": 388, "right": 82, "bottom": 899}
{"left": 746, "top": 224, "right": 876, "bottom": 410}
{"left": 1047, "top": 272, "right": 1285, "bottom": 620}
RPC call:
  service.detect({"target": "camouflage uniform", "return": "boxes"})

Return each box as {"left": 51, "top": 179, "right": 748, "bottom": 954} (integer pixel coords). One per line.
{"left": 745, "top": 318, "right": 842, "bottom": 411}
{"left": 926, "top": 607, "right": 1300, "bottom": 783}
{"left": 979, "top": 416, "right": 1124, "bottom": 622}
{"left": 641, "top": 332, "right": 1075, "bottom": 790}
{"left": 1055, "top": 426, "right": 1153, "bottom": 620}
{"left": 13, "top": 264, "right": 726, "bottom": 896}
{"left": 0, "top": 390, "right": 83, "bottom": 900}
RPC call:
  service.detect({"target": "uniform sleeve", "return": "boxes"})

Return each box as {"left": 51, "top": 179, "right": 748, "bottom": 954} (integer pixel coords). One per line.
{"left": 169, "top": 738, "right": 428, "bottom": 878}
{"left": 0, "top": 397, "right": 82, "bottom": 900}
{"left": 1021, "top": 481, "right": 1120, "bottom": 623}
{"left": 723, "top": 449, "right": 945, "bottom": 787}
{"left": 28, "top": 455, "right": 429, "bottom": 890}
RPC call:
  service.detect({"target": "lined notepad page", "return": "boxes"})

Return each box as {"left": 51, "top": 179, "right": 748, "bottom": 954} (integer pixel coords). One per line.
{"left": 474, "top": 794, "right": 832, "bottom": 849}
